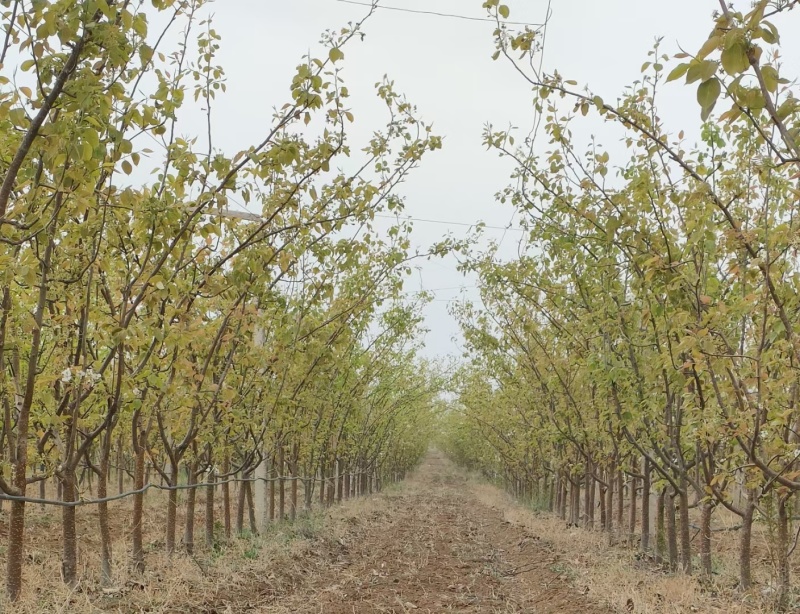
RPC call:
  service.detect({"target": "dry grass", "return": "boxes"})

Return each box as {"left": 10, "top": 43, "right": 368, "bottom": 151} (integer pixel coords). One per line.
{"left": 471, "top": 482, "right": 792, "bottom": 613}
{"left": 2, "top": 463, "right": 793, "bottom": 612}
{"left": 0, "top": 486, "right": 387, "bottom": 613}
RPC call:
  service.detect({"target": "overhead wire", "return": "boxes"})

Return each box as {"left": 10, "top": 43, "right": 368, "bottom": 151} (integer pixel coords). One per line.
{"left": 373, "top": 213, "right": 525, "bottom": 233}
{"left": 334, "top": 0, "right": 544, "bottom": 27}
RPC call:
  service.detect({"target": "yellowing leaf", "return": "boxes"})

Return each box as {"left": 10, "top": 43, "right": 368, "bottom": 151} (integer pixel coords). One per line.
{"left": 665, "top": 63, "right": 689, "bottom": 83}
{"left": 721, "top": 43, "right": 750, "bottom": 75}
{"left": 329, "top": 47, "right": 344, "bottom": 63}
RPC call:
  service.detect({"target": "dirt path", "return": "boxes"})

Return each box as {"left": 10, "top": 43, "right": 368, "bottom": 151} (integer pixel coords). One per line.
{"left": 263, "top": 453, "right": 612, "bottom": 613}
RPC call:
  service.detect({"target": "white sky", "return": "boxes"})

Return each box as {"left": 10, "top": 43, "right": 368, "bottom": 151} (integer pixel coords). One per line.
{"left": 198, "top": 0, "right": 799, "bottom": 360}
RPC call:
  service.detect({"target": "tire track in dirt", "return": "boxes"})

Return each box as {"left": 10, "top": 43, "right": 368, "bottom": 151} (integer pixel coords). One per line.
{"left": 262, "top": 453, "right": 612, "bottom": 613}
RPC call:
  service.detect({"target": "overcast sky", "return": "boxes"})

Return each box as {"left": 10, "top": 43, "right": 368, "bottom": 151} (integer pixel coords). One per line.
{"left": 197, "top": 1, "right": 799, "bottom": 360}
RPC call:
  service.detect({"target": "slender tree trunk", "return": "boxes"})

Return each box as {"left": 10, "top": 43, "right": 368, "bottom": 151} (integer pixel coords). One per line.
{"left": 739, "top": 495, "right": 755, "bottom": 590}
{"left": 269, "top": 454, "right": 276, "bottom": 522}
{"left": 205, "top": 465, "right": 215, "bottom": 549}
{"left": 279, "top": 447, "right": 286, "bottom": 521}
{"left": 776, "top": 494, "right": 791, "bottom": 611}
{"left": 184, "top": 459, "right": 197, "bottom": 554}
{"left": 667, "top": 489, "right": 678, "bottom": 572}
{"left": 117, "top": 433, "right": 124, "bottom": 495}
{"left": 291, "top": 466, "right": 298, "bottom": 521}
{"left": 641, "top": 457, "right": 651, "bottom": 553}
{"left": 60, "top": 468, "right": 79, "bottom": 587}
{"left": 222, "top": 454, "right": 231, "bottom": 539}
{"left": 699, "top": 500, "right": 713, "bottom": 578}
{"left": 328, "top": 463, "right": 336, "bottom": 506}
{"left": 569, "top": 477, "right": 578, "bottom": 526}
{"left": 628, "top": 472, "right": 638, "bottom": 547}
{"left": 599, "top": 479, "right": 607, "bottom": 531}
{"left": 236, "top": 470, "right": 246, "bottom": 535}
{"left": 678, "top": 480, "right": 692, "bottom": 574}
{"left": 655, "top": 488, "right": 666, "bottom": 566}
{"left": 337, "top": 459, "right": 343, "bottom": 504}
{"left": 98, "top": 433, "right": 114, "bottom": 586}
{"left": 165, "top": 457, "right": 178, "bottom": 554}
{"left": 343, "top": 467, "right": 350, "bottom": 502}
{"left": 605, "top": 467, "right": 614, "bottom": 539}
{"left": 246, "top": 479, "right": 257, "bottom": 534}
{"left": 583, "top": 462, "right": 592, "bottom": 529}
{"left": 615, "top": 469, "right": 624, "bottom": 537}
{"left": 131, "top": 428, "right": 146, "bottom": 573}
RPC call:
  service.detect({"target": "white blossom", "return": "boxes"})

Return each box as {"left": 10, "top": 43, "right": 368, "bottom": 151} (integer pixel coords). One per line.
{"left": 61, "top": 368, "right": 73, "bottom": 383}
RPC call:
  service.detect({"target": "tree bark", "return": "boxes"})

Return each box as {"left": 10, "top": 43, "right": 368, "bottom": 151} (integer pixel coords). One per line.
{"left": 628, "top": 472, "right": 638, "bottom": 547}
{"left": 184, "top": 459, "right": 197, "bottom": 553}
{"left": 205, "top": 465, "right": 215, "bottom": 549}
{"left": 641, "top": 457, "right": 651, "bottom": 553}
{"left": 165, "top": 457, "right": 178, "bottom": 554}
{"left": 655, "top": 488, "right": 666, "bottom": 566}
{"left": 666, "top": 489, "right": 678, "bottom": 572}
{"left": 678, "top": 480, "right": 692, "bottom": 574}
{"left": 739, "top": 495, "right": 755, "bottom": 590}
{"left": 776, "top": 493, "right": 791, "bottom": 611}
{"left": 131, "top": 428, "right": 146, "bottom": 573}
{"left": 60, "top": 468, "right": 79, "bottom": 587}
{"left": 699, "top": 500, "right": 713, "bottom": 578}
{"left": 98, "top": 433, "right": 114, "bottom": 586}
{"left": 222, "top": 454, "right": 231, "bottom": 539}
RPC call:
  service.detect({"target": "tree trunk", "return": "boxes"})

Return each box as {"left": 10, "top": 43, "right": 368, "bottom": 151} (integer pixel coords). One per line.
{"left": 678, "top": 480, "right": 692, "bottom": 574}
{"left": 131, "top": 428, "right": 146, "bottom": 573}
{"left": 222, "top": 454, "right": 231, "bottom": 539}
{"left": 739, "top": 495, "right": 755, "bottom": 590}
{"left": 328, "top": 463, "right": 336, "bottom": 506}
{"left": 269, "top": 455, "right": 276, "bottom": 522}
{"left": 628, "top": 472, "right": 638, "bottom": 547}
{"left": 583, "top": 462, "right": 592, "bottom": 529}
{"left": 776, "top": 493, "right": 791, "bottom": 611}
{"left": 236, "top": 471, "right": 246, "bottom": 535}
{"left": 641, "top": 457, "right": 651, "bottom": 553}
{"left": 246, "top": 479, "right": 257, "bottom": 534}
{"left": 605, "top": 467, "right": 614, "bottom": 538}
{"left": 666, "top": 489, "right": 678, "bottom": 572}
{"left": 184, "top": 459, "right": 197, "bottom": 554}
{"left": 615, "top": 469, "right": 624, "bottom": 537}
{"left": 278, "top": 446, "right": 286, "bottom": 521}
{"left": 60, "top": 468, "right": 79, "bottom": 587}
{"left": 117, "top": 433, "right": 125, "bottom": 495}
{"left": 699, "top": 500, "right": 713, "bottom": 578}
{"left": 98, "top": 433, "right": 114, "bottom": 586}
{"left": 655, "top": 488, "right": 666, "bottom": 566}
{"left": 337, "top": 460, "right": 343, "bottom": 504}
{"left": 205, "top": 465, "right": 215, "bottom": 549}
{"left": 165, "top": 457, "right": 178, "bottom": 554}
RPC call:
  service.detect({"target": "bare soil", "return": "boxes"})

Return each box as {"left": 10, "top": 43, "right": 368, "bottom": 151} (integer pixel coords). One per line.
{"left": 262, "top": 452, "right": 611, "bottom": 613}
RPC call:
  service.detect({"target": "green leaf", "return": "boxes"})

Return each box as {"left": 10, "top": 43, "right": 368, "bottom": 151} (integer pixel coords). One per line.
{"left": 329, "top": 47, "right": 344, "bottom": 63}
{"left": 696, "top": 35, "right": 721, "bottom": 60}
{"left": 721, "top": 43, "right": 750, "bottom": 75}
{"left": 498, "top": 5, "right": 510, "bottom": 18}
{"left": 761, "top": 65, "right": 779, "bottom": 92}
{"left": 666, "top": 63, "right": 689, "bottom": 83}
{"left": 697, "top": 78, "right": 721, "bottom": 120}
